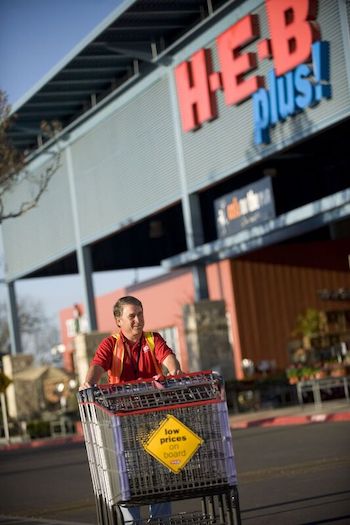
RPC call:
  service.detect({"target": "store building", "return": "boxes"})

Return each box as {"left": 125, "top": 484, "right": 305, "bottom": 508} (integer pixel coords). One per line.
{"left": 3, "top": 0, "right": 350, "bottom": 379}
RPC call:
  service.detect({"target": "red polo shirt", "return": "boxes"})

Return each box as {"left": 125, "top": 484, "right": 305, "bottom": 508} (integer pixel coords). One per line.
{"left": 91, "top": 331, "right": 174, "bottom": 382}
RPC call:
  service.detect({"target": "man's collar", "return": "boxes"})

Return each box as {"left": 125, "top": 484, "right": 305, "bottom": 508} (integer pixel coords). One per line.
{"left": 120, "top": 330, "right": 144, "bottom": 345}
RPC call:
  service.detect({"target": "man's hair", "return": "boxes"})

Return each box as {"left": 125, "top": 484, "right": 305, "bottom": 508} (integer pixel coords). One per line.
{"left": 113, "top": 296, "right": 143, "bottom": 318}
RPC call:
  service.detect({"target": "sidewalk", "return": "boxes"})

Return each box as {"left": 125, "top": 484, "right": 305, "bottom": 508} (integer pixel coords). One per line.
{"left": 1, "top": 399, "right": 350, "bottom": 451}
{"left": 229, "top": 398, "right": 350, "bottom": 429}
{"left": 0, "top": 432, "right": 84, "bottom": 451}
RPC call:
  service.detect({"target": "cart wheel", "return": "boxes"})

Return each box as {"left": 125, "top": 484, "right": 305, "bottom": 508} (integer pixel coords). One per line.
{"left": 232, "top": 486, "right": 242, "bottom": 525}
{"left": 113, "top": 504, "right": 125, "bottom": 525}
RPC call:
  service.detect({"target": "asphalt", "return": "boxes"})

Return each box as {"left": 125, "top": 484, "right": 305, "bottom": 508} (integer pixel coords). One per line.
{"left": 1, "top": 399, "right": 349, "bottom": 451}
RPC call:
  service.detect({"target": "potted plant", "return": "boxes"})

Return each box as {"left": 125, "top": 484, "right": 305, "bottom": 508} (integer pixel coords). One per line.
{"left": 286, "top": 367, "right": 300, "bottom": 384}
{"left": 292, "top": 308, "right": 326, "bottom": 350}
{"left": 300, "top": 366, "right": 316, "bottom": 381}
{"left": 329, "top": 361, "right": 346, "bottom": 378}
{"left": 313, "top": 367, "right": 328, "bottom": 380}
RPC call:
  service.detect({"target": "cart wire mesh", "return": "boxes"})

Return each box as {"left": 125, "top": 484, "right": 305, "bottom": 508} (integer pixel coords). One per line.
{"left": 119, "top": 487, "right": 240, "bottom": 525}
{"left": 79, "top": 372, "right": 225, "bottom": 413}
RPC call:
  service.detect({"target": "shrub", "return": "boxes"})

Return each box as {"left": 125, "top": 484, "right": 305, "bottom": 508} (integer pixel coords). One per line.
{"left": 27, "top": 420, "right": 51, "bottom": 439}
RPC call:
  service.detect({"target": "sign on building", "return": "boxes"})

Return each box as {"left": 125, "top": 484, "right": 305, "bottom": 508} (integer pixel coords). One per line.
{"left": 214, "top": 177, "right": 275, "bottom": 238}
{"left": 175, "top": 0, "right": 332, "bottom": 145}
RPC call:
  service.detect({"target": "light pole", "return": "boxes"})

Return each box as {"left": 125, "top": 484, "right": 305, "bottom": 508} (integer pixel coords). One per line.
{"left": 54, "top": 379, "right": 78, "bottom": 436}
{"left": 56, "top": 382, "right": 66, "bottom": 411}
{"left": 0, "top": 391, "right": 10, "bottom": 444}
{"left": 0, "top": 371, "right": 11, "bottom": 445}
{"left": 0, "top": 279, "right": 10, "bottom": 444}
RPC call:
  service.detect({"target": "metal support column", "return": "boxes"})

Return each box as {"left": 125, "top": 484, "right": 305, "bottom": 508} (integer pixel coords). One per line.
{"left": 5, "top": 281, "right": 22, "bottom": 355}
{"left": 168, "top": 69, "right": 209, "bottom": 300}
{"left": 81, "top": 245, "right": 98, "bottom": 331}
{"left": 188, "top": 194, "right": 208, "bottom": 300}
{"left": 192, "top": 264, "right": 209, "bottom": 301}
{"left": 65, "top": 145, "right": 97, "bottom": 331}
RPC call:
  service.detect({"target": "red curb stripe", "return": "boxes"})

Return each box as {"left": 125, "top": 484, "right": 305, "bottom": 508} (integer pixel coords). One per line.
{"left": 0, "top": 434, "right": 84, "bottom": 451}
{"left": 328, "top": 412, "right": 350, "bottom": 422}
{"left": 230, "top": 411, "right": 350, "bottom": 429}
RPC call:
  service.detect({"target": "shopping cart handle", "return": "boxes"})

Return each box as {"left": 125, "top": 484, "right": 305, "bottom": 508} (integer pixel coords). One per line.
{"left": 152, "top": 375, "right": 166, "bottom": 390}
{"left": 77, "top": 384, "right": 98, "bottom": 403}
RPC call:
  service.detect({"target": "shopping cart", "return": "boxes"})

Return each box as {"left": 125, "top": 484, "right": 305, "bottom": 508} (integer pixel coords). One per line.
{"left": 77, "top": 371, "right": 241, "bottom": 524}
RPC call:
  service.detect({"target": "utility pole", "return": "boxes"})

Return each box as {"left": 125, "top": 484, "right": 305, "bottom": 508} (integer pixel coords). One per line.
{"left": 0, "top": 391, "right": 10, "bottom": 444}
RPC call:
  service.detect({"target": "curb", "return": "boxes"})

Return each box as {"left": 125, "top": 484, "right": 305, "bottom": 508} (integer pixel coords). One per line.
{"left": 230, "top": 411, "right": 350, "bottom": 429}
{"left": 0, "top": 434, "right": 84, "bottom": 452}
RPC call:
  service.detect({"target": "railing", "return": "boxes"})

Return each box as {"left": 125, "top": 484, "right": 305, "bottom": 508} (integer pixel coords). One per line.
{"left": 296, "top": 376, "right": 350, "bottom": 407}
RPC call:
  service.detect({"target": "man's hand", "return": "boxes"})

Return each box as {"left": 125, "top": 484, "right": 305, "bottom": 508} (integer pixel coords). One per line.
{"left": 79, "top": 364, "right": 105, "bottom": 390}
{"left": 79, "top": 381, "right": 92, "bottom": 391}
{"left": 163, "top": 354, "right": 182, "bottom": 376}
{"left": 166, "top": 366, "right": 182, "bottom": 375}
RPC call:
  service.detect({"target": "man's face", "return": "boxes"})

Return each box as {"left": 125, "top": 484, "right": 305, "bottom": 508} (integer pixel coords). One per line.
{"left": 116, "top": 303, "right": 144, "bottom": 341}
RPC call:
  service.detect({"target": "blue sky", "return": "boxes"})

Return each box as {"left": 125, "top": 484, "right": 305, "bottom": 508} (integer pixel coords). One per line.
{"left": 0, "top": 0, "right": 164, "bottom": 329}
{"left": 0, "top": 0, "right": 124, "bottom": 105}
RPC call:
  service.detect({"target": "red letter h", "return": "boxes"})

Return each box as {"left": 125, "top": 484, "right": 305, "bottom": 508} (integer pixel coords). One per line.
{"left": 175, "top": 48, "right": 217, "bottom": 132}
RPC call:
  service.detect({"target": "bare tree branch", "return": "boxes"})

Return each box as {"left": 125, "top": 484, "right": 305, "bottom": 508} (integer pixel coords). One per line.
{"left": 0, "top": 298, "right": 59, "bottom": 363}
{"left": 0, "top": 91, "right": 62, "bottom": 223}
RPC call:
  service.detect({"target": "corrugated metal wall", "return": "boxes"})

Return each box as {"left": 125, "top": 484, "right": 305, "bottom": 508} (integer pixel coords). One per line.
{"left": 1, "top": 156, "right": 75, "bottom": 279}
{"left": 71, "top": 77, "right": 180, "bottom": 241}
{"left": 231, "top": 259, "right": 350, "bottom": 369}
{"left": 2, "top": 76, "right": 181, "bottom": 280}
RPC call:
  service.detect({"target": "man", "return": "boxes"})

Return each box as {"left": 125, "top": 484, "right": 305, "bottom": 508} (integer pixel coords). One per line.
{"left": 80, "top": 295, "right": 182, "bottom": 523}
{"left": 81, "top": 295, "right": 181, "bottom": 387}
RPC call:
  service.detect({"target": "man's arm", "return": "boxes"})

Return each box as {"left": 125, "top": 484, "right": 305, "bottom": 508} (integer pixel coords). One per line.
{"left": 79, "top": 364, "right": 105, "bottom": 390}
{"left": 162, "top": 354, "right": 182, "bottom": 375}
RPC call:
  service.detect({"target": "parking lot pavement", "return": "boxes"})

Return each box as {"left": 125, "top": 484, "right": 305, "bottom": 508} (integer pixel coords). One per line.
{"left": 0, "top": 516, "right": 91, "bottom": 525}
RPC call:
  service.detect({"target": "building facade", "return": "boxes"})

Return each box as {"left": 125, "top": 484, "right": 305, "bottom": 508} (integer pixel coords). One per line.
{"left": 3, "top": 0, "right": 350, "bottom": 379}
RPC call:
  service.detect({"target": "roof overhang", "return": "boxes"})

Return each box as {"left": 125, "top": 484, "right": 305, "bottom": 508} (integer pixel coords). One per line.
{"left": 7, "top": 0, "right": 238, "bottom": 157}
{"left": 161, "top": 189, "right": 350, "bottom": 270}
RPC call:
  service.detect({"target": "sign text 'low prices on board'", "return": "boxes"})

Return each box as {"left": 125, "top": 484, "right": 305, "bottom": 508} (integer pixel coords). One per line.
{"left": 142, "top": 414, "right": 204, "bottom": 474}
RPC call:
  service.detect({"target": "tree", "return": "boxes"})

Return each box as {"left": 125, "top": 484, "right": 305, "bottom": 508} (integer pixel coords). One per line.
{"left": 0, "top": 297, "right": 60, "bottom": 364}
{"left": 0, "top": 90, "right": 62, "bottom": 222}
{"left": 0, "top": 371, "right": 11, "bottom": 394}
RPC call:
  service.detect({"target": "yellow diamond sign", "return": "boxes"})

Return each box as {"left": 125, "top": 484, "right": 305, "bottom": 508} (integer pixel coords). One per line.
{"left": 143, "top": 414, "right": 204, "bottom": 473}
